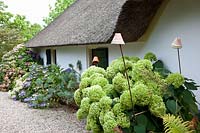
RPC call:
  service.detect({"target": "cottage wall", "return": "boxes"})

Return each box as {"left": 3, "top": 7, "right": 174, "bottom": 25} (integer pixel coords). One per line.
{"left": 38, "top": 46, "right": 88, "bottom": 72}
{"left": 56, "top": 46, "right": 87, "bottom": 72}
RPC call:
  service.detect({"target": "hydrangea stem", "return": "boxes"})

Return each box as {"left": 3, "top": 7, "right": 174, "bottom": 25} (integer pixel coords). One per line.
{"left": 119, "top": 45, "right": 136, "bottom": 121}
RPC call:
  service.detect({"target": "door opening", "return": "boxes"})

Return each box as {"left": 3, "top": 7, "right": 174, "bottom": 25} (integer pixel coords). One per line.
{"left": 91, "top": 48, "right": 108, "bottom": 69}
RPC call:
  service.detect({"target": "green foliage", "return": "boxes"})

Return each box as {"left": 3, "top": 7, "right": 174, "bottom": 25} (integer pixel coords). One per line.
{"left": 154, "top": 60, "right": 199, "bottom": 121}
{"left": 0, "top": 1, "right": 41, "bottom": 60}
{"left": 153, "top": 60, "right": 171, "bottom": 77}
{"left": 7, "top": 15, "right": 41, "bottom": 42}
{"left": 162, "top": 114, "right": 193, "bottom": 133}
{"left": 75, "top": 53, "right": 199, "bottom": 133}
{"left": 0, "top": 44, "right": 42, "bottom": 91}
{"left": 0, "top": 27, "right": 23, "bottom": 59}
{"left": 166, "top": 73, "right": 185, "bottom": 88}
{"left": 43, "top": 0, "right": 75, "bottom": 25}
{"left": 8, "top": 64, "right": 79, "bottom": 108}
{"left": 144, "top": 52, "right": 157, "bottom": 62}
{"left": 0, "top": 71, "right": 4, "bottom": 84}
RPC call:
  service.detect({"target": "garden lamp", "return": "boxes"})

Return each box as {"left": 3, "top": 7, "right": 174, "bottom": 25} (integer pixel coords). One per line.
{"left": 171, "top": 37, "right": 182, "bottom": 74}
{"left": 111, "top": 33, "right": 135, "bottom": 118}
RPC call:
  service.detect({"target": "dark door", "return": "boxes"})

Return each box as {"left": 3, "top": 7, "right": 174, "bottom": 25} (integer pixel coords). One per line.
{"left": 92, "top": 48, "right": 108, "bottom": 69}
{"left": 46, "top": 49, "right": 51, "bottom": 65}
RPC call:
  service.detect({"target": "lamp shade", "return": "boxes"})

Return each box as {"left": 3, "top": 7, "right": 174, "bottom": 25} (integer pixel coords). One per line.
{"left": 111, "top": 33, "right": 125, "bottom": 45}
{"left": 171, "top": 37, "right": 182, "bottom": 49}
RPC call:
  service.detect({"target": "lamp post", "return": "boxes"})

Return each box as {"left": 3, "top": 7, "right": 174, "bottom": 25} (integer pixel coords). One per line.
{"left": 111, "top": 33, "right": 135, "bottom": 119}
{"left": 171, "top": 37, "right": 182, "bottom": 74}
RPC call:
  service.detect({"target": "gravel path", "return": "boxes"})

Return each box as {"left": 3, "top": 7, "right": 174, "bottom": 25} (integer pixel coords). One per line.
{"left": 0, "top": 92, "right": 88, "bottom": 133}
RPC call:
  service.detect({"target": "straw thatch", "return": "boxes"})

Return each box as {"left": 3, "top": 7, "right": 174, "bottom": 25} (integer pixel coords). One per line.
{"left": 26, "top": 0, "right": 163, "bottom": 48}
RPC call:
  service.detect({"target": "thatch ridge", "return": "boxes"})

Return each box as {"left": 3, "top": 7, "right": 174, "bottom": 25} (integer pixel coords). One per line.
{"left": 26, "top": 0, "right": 163, "bottom": 48}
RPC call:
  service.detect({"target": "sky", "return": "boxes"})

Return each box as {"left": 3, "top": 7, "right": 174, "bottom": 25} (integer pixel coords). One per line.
{"left": 2, "top": 0, "right": 56, "bottom": 25}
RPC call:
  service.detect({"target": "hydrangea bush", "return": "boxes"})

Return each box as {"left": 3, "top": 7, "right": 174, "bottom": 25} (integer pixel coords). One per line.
{"left": 8, "top": 64, "right": 80, "bottom": 108}
{"left": 0, "top": 44, "right": 42, "bottom": 91}
{"left": 75, "top": 53, "right": 199, "bottom": 133}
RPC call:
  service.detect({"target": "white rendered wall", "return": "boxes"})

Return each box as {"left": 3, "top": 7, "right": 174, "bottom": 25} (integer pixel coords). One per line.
{"left": 56, "top": 46, "right": 87, "bottom": 72}
{"left": 38, "top": 46, "right": 87, "bottom": 72}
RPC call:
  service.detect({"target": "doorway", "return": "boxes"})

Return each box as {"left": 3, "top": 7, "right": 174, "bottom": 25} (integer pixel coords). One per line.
{"left": 92, "top": 48, "right": 108, "bottom": 69}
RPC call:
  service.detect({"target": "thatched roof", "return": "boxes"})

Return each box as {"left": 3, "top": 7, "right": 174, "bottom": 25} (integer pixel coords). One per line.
{"left": 26, "top": 0, "right": 163, "bottom": 48}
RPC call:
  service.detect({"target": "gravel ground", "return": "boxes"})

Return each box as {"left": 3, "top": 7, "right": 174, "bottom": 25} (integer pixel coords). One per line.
{"left": 0, "top": 92, "right": 88, "bottom": 133}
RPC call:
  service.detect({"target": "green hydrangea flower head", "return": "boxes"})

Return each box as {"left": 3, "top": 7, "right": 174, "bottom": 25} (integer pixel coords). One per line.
{"left": 106, "top": 66, "right": 116, "bottom": 79}
{"left": 99, "top": 96, "right": 112, "bottom": 110}
{"left": 91, "top": 77, "right": 109, "bottom": 88}
{"left": 88, "top": 102, "right": 101, "bottom": 118}
{"left": 146, "top": 81, "right": 162, "bottom": 96}
{"left": 88, "top": 85, "right": 106, "bottom": 102}
{"left": 85, "top": 116, "right": 92, "bottom": 130}
{"left": 132, "top": 82, "right": 152, "bottom": 106}
{"left": 109, "top": 59, "right": 121, "bottom": 73}
{"left": 99, "top": 111, "right": 106, "bottom": 125}
{"left": 166, "top": 73, "right": 184, "bottom": 88}
{"left": 132, "top": 59, "right": 153, "bottom": 81}
{"left": 134, "top": 59, "right": 153, "bottom": 71}
{"left": 76, "top": 97, "right": 90, "bottom": 120}
{"left": 103, "top": 84, "right": 118, "bottom": 98}
{"left": 113, "top": 73, "right": 129, "bottom": 93}
{"left": 77, "top": 108, "right": 87, "bottom": 120}
{"left": 129, "top": 56, "right": 140, "bottom": 63}
{"left": 82, "top": 87, "right": 91, "bottom": 98}
{"left": 80, "top": 97, "right": 90, "bottom": 115}
{"left": 116, "top": 113, "right": 130, "bottom": 128}
{"left": 120, "top": 90, "right": 136, "bottom": 110}
{"left": 81, "top": 71, "right": 89, "bottom": 79}
{"left": 74, "top": 89, "right": 82, "bottom": 106}
{"left": 86, "top": 115, "right": 102, "bottom": 132}
{"left": 81, "top": 66, "right": 106, "bottom": 78}
{"left": 79, "top": 77, "right": 91, "bottom": 89}
{"left": 90, "top": 73, "right": 104, "bottom": 79}
{"left": 104, "top": 111, "right": 115, "bottom": 122}
{"left": 103, "top": 119, "right": 118, "bottom": 133}
{"left": 103, "top": 112, "right": 118, "bottom": 133}
{"left": 112, "top": 103, "right": 124, "bottom": 115}
{"left": 118, "top": 60, "right": 134, "bottom": 72}
{"left": 103, "top": 111, "right": 116, "bottom": 132}
{"left": 144, "top": 52, "right": 157, "bottom": 62}
{"left": 149, "top": 95, "right": 166, "bottom": 117}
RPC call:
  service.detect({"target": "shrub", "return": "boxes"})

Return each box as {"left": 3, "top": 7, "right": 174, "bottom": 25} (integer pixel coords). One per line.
{"left": 75, "top": 54, "right": 198, "bottom": 133}
{"left": 0, "top": 44, "right": 42, "bottom": 91}
{"left": 8, "top": 64, "right": 80, "bottom": 108}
